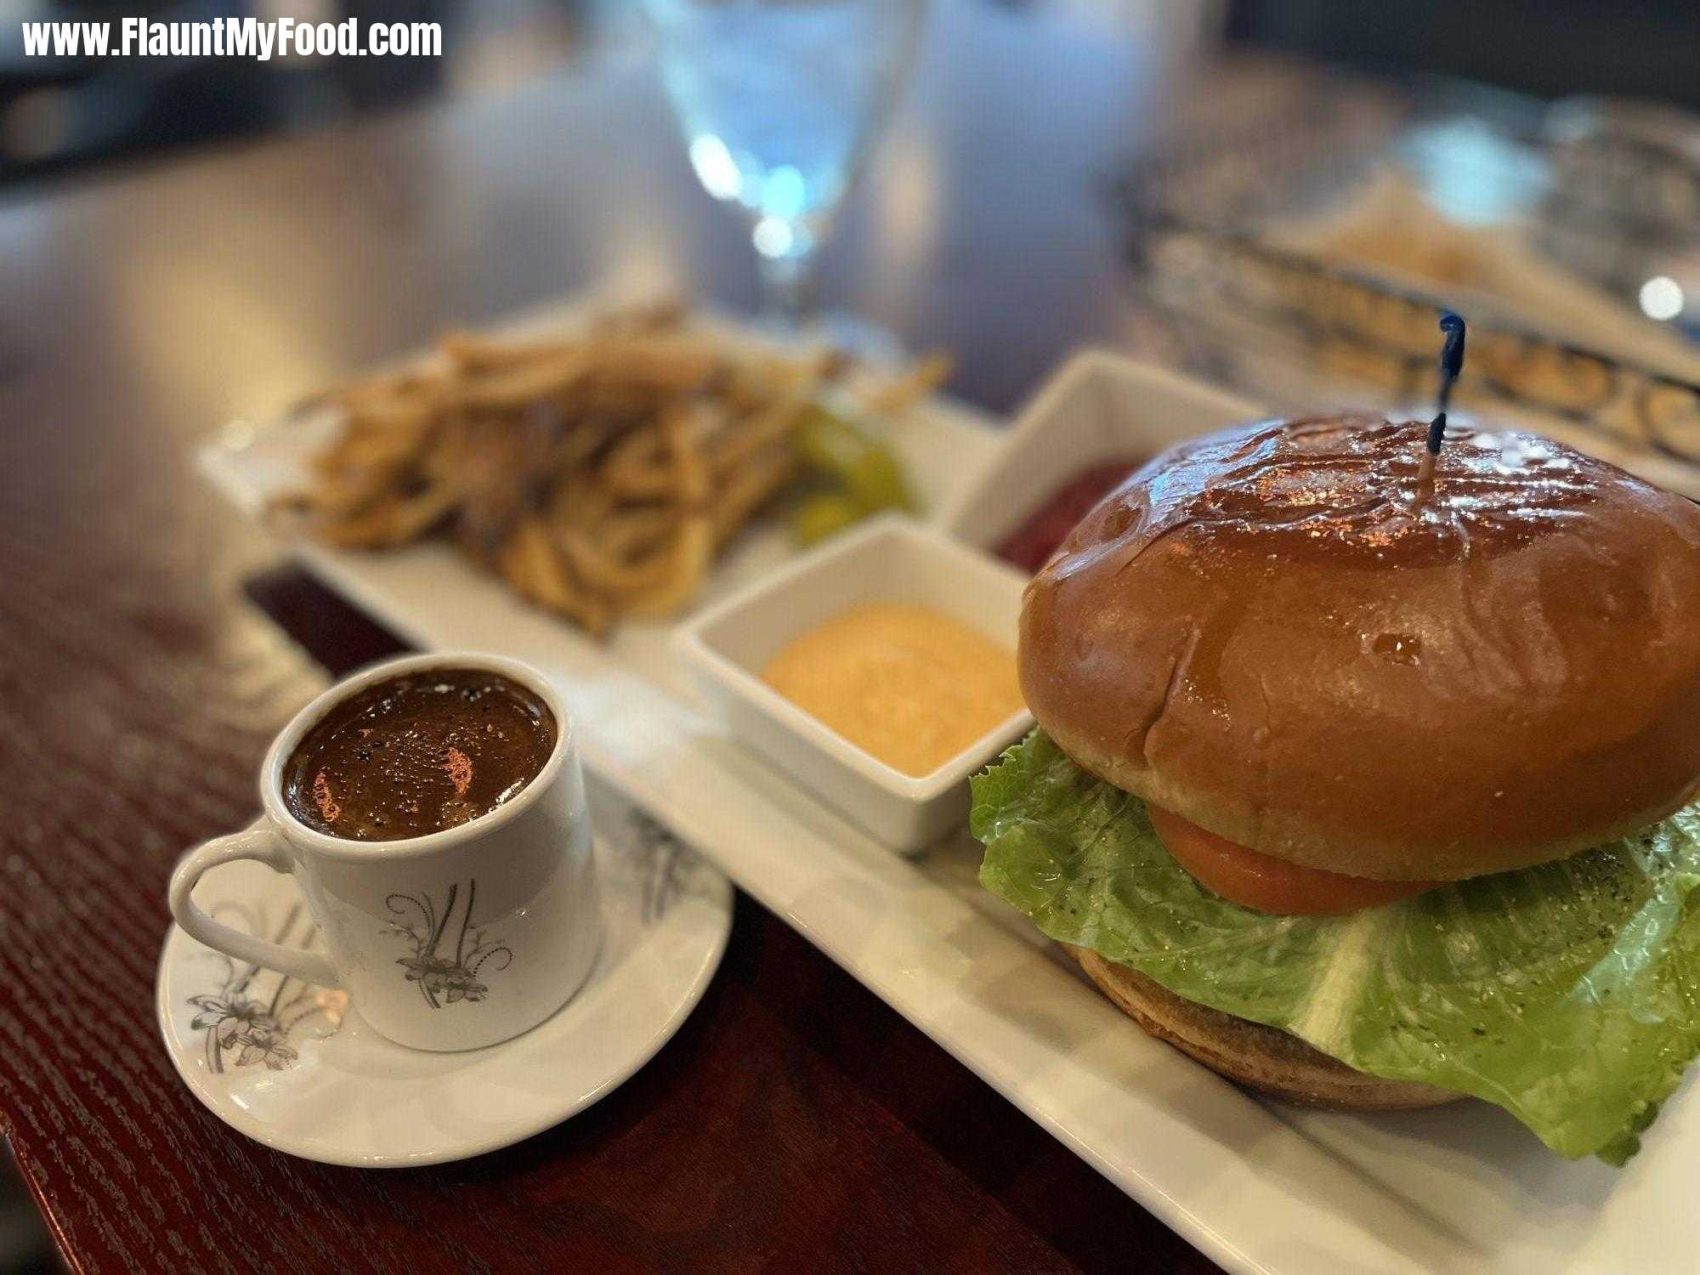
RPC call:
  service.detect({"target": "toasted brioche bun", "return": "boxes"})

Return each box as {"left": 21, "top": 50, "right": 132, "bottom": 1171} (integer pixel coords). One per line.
{"left": 1021, "top": 417, "right": 1700, "bottom": 882}
{"left": 1066, "top": 946, "right": 1458, "bottom": 1110}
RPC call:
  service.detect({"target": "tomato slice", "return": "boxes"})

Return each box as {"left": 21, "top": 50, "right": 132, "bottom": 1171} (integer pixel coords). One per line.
{"left": 1146, "top": 804, "right": 1441, "bottom": 916}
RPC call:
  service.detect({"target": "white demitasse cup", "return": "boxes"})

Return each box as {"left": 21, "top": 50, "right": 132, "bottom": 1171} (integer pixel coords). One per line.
{"left": 169, "top": 652, "right": 600, "bottom": 1052}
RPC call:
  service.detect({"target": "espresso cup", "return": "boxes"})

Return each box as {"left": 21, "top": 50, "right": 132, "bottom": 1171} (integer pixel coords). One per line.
{"left": 169, "top": 652, "right": 600, "bottom": 1052}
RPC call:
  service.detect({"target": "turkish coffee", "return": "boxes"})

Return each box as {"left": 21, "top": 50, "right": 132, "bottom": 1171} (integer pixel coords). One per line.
{"left": 282, "top": 668, "right": 556, "bottom": 841}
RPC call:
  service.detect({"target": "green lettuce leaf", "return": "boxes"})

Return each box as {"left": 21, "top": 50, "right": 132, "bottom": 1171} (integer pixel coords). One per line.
{"left": 971, "top": 730, "right": 1700, "bottom": 1164}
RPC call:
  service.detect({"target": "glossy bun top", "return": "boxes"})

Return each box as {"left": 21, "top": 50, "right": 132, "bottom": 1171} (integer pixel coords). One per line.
{"left": 1020, "top": 416, "right": 1700, "bottom": 881}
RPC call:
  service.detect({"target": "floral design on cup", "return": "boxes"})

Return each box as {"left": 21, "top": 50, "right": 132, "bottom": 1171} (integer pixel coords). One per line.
{"left": 187, "top": 902, "right": 343, "bottom": 1072}
{"left": 384, "top": 880, "right": 513, "bottom": 1007}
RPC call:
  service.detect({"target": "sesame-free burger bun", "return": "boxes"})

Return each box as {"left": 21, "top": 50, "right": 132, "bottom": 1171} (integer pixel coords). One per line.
{"left": 1020, "top": 416, "right": 1700, "bottom": 882}
{"left": 1066, "top": 947, "right": 1458, "bottom": 1109}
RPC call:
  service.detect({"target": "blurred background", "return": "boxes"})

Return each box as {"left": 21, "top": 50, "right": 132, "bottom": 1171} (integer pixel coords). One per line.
{"left": 0, "top": 0, "right": 1697, "bottom": 191}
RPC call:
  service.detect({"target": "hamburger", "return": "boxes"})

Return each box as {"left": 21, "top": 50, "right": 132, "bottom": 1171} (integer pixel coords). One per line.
{"left": 971, "top": 414, "right": 1700, "bottom": 1163}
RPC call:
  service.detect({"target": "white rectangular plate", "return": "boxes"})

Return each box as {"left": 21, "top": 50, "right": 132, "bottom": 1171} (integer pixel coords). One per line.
{"left": 200, "top": 298, "right": 1697, "bottom": 1275}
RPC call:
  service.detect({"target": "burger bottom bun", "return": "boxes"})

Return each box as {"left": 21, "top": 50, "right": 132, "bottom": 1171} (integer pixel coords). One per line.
{"left": 1066, "top": 946, "right": 1460, "bottom": 1111}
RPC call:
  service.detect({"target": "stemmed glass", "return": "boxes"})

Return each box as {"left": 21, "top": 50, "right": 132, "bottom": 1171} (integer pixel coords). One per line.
{"left": 645, "top": 0, "right": 925, "bottom": 344}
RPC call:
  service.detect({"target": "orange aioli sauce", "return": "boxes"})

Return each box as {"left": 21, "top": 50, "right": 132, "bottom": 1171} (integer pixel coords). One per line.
{"left": 761, "top": 603, "right": 1024, "bottom": 777}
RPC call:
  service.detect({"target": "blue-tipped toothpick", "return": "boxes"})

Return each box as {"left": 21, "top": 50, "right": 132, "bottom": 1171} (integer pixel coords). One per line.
{"left": 1436, "top": 311, "right": 1466, "bottom": 416}
{"left": 1417, "top": 312, "right": 1466, "bottom": 496}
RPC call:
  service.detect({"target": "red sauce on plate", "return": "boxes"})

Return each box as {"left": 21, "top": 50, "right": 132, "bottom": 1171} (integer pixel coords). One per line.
{"left": 995, "top": 460, "right": 1146, "bottom": 573}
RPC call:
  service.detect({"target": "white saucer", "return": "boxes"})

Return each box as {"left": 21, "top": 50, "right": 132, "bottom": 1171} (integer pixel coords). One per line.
{"left": 156, "top": 780, "right": 732, "bottom": 1167}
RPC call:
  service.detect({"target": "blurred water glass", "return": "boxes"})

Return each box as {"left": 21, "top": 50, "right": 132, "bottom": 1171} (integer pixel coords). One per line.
{"left": 645, "top": 0, "right": 925, "bottom": 338}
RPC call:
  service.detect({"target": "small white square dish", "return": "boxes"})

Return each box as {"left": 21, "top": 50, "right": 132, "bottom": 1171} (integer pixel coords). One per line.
{"left": 675, "top": 514, "right": 1032, "bottom": 852}
{"left": 941, "top": 349, "right": 1262, "bottom": 553}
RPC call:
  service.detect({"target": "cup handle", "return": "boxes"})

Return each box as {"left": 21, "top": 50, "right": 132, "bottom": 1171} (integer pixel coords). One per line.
{"left": 169, "top": 821, "right": 342, "bottom": 988}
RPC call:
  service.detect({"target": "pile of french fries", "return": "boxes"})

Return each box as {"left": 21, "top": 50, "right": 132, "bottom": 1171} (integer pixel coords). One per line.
{"left": 275, "top": 306, "right": 946, "bottom": 636}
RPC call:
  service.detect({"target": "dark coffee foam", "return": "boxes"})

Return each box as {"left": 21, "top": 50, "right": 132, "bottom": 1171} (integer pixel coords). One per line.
{"left": 282, "top": 668, "right": 555, "bottom": 842}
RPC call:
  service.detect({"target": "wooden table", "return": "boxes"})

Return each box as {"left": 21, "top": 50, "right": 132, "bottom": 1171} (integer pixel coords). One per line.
{"left": 0, "top": 6, "right": 1238, "bottom": 1270}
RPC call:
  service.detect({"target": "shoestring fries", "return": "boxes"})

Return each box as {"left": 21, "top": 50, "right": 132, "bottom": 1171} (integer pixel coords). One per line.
{"left": 274, "top": 309, "right": 947, "bottom": 637}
